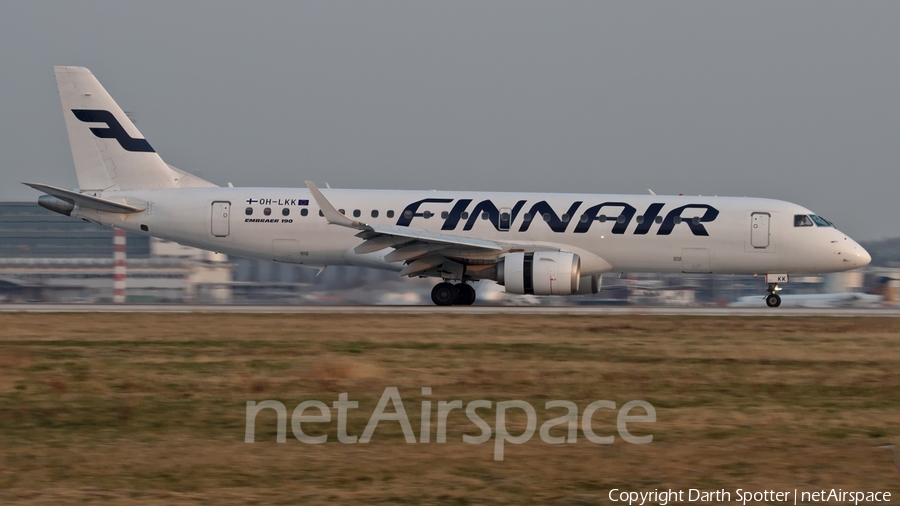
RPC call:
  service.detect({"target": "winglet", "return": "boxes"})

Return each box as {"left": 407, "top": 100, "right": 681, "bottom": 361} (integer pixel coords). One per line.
{"left": 304, "top": 180, "right": 502, "bottom": 253}
{"left": 304, "top": 180, "right": 367, "bottom": 229}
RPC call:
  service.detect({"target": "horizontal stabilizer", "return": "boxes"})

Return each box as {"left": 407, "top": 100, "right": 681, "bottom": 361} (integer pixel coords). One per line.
{"left": 23, "top": 183, "right": 145, "bottom": 213}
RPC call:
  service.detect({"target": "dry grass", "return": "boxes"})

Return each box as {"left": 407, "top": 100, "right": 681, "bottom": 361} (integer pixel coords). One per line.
{"left": 0, "top": 313, "right": 898, "bottom": 504}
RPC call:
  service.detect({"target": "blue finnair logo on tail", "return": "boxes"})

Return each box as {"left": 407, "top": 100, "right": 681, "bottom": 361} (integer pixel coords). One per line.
{"left": 71, "top": 109, "right": 155, "bottom": 153}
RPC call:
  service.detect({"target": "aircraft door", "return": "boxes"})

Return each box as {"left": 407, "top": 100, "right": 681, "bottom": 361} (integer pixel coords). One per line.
{"left": 499, "top": 207, "right": 511, "bottom": 231}
{"left": 751, "top": 212, "right": 770, "bottom": 248}
{"left": 211, "top": 202, "right": 231, "bottom": 237}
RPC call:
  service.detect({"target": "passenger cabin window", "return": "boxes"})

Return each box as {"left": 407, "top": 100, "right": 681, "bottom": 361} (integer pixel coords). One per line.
{"left": 282, "top": 208, "right": 290, "bottom": 216}
{"left": 353, "top": 209, "right": 360, "bottom": 218}
{"left": 264, "top": 208, "right": 272, "bottom": 216}
{"left": 371, "top": 210, "right": 379, "bottom": 218}
{"left": 461, "top": 212, "right": 469, "bottom": 220}
{"left": 441, "top": 211, "right": 449, "bottom": 219}
{"left": 319, "top": 210, "right": 324, "bottom": 217}
{"left": 339, "top": 209, "right": 345, "bottom": 215}
{"left": 794, "top": 215, "right": 814, "bottom": 227}
{"left": 387, "top": 210, "right": 394, "bottom": 218}
{"left": 245, "top": 207, "right": 253, "bottom": 216}
{"left": 301, "top": 209, "right": 308, "bottom": 217}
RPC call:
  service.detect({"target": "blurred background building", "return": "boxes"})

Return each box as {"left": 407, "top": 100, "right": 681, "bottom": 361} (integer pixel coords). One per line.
{"left": 0, "top": 202, "right": 896, "bottom": 306}
{"left": 0, "top": 202, "right": 232, "bottom": 303}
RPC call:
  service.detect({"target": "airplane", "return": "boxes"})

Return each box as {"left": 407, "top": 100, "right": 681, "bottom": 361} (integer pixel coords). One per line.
{"left": 26, "top": 66, "right": 872, "bottom": 307}
{"left": 729, "top": 276, "right": 892, "bottom": 308}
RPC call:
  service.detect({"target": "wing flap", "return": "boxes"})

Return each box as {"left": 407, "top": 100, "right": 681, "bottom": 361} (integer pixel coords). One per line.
{"left": 366, "top": 224, "right": 503, "bottom": 251}
{"left": 384, "top": 243, "right": 447, "bottom": 263}
{"left": 353, "top": 236, "right": 401, "bottom": 254}
{"left": 399, "top": 254, "right": 446, "bottom": 276}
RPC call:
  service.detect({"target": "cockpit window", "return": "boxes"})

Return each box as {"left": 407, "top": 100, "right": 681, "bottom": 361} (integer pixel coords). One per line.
{"left": 794, "top": 215, "right": 814, "bottom": 227}
{"left": 809, "top": 215, "right": 832, "bottom": 227}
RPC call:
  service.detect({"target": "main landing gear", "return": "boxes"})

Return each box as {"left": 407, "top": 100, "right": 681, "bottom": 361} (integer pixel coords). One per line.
{"left": 765, "top": 282, "right": 782, "bottom": 308}
{"left": 431, "top": 282, "right": 476, "bottom": 306}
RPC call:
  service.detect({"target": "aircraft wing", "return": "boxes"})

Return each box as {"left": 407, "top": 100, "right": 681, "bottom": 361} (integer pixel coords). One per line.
{"left": 362, "top": 223, "right": 502, "bottom": 252}
{"left": 306, "top": 181, "right": 505, "bottom": 277}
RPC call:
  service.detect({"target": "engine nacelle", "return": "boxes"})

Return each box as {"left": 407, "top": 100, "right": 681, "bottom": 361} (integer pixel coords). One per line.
{"left": 38, "top": 195, "right": 75, "bottom": 217}
{"left": 498, "top": 251, "right": 581, "bottom": 295}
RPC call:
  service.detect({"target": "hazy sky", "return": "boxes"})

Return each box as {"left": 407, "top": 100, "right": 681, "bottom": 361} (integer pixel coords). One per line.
{"left": 1, "top": 2, "right": 897, "bottom": 241}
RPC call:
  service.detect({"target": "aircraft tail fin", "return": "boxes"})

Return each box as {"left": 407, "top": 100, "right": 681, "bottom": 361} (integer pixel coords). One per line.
{"left": 54, "top": 66, "right": 216, "bottom": 191}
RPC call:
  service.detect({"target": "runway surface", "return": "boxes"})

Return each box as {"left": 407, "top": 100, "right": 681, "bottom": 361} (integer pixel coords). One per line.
{"left": 1, "top": 304, "right": 899, "bottom": 316}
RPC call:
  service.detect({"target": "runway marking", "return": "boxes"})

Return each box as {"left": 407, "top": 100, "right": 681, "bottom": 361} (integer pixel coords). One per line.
{"left": 1, "top": 304, "right": 899, "bottom": 317}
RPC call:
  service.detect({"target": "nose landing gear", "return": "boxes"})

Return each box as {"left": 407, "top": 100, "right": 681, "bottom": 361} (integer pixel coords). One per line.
{"left": 765, "top": 282, "right": 782, "bottom": 308}
{"left": 431, "top": 282, "right": 476, "bottom": 306}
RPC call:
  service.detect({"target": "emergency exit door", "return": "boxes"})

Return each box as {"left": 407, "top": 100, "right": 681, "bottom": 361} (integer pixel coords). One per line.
{"left": 211, "top": 202, "right": 231, "bottom": 237}
{"left": 751, "top": 213, "right": 769, "bottom": 248}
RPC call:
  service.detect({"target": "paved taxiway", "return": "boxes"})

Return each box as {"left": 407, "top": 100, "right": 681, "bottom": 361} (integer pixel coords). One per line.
{"left": 1, "top": 304, "right": 898, "bottom": 317}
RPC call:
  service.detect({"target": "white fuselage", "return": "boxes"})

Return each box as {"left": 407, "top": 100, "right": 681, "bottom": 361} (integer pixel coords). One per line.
{"left": 73, "top": 187, "right": 870, "bottom": 277}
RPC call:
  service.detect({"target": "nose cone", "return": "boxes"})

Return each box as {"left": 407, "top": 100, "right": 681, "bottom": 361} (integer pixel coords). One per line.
{"left": 828, "top": 234, "right": 871, "bottom": 271}
{"left": 856, "top": 243, "right": 872, "bottom": 267}
{"left": 843, "top": 236, "right": 871, "bottom": 268}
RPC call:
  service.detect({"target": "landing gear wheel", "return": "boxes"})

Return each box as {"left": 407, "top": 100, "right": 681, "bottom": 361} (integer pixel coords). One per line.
{"left": 455, "top": 284, "right": 476, "bottom": 306}
{"left": 765, "top": 281, "right": 783, "bottom": 308}
{"left": 431, "top": 282, "right": 459, "bottom": 306}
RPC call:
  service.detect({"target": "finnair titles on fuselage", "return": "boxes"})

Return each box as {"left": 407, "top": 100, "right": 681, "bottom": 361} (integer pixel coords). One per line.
{"left": 28, "top": 67, "right": 871, "bottom": 306}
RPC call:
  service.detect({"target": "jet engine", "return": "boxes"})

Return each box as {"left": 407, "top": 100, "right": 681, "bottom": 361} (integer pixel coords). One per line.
{"left": 498, "top": 251, "right": 581, "bottom": 295}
